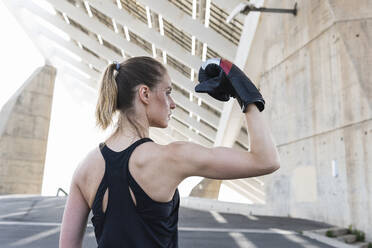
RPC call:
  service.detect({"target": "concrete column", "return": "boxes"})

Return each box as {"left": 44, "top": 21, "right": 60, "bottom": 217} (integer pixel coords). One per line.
{"left": 0, "top": 65, "right": 57, "bottom": 194}
{"left": 189, "top": 178, "right": 222, "bottom": 199}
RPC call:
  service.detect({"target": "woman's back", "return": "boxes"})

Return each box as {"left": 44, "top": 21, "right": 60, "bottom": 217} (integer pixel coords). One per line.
{"left": 86, "top": 137, "right": 179, "bottom": 247}
{"left": 79, "top": 138, "right": 182, "bottom": 210}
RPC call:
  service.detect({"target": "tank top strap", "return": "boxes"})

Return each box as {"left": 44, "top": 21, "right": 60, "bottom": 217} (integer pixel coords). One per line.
{"left": 98, "top": 138, "right": 153, "bottom": 164}
{"left": 124, "top": 138, "right": 155, "bottom": 207}
{"left": 127, "top": 167, "right": 151, "bottom": 207}
{"left": 124, "top": 137, "right": 153, "bottom": 155}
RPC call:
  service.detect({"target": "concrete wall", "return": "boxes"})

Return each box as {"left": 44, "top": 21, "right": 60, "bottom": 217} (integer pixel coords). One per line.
{"left": 243, "top": 0, "right": 372, "bottom": 239}
{"left": 0, "top": 65, "right": 56, "bottom": 194}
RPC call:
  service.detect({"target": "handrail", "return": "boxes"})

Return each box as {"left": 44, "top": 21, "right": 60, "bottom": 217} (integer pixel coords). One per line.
{"left": 56, "top": 188, "right": 68, "bottom": 196}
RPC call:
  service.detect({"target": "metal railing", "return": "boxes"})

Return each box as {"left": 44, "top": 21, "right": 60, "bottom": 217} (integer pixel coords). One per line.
{"left": 56, "top": 188, "right": 68, "bottom": 196}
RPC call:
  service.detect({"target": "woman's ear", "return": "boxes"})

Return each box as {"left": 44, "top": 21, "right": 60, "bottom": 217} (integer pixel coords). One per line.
{"left": 138, "top": 85, "right": 150, "bottom": 105}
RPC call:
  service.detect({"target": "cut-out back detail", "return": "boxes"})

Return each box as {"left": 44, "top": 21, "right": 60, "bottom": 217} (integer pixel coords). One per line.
{"left": 102, "top": 188, "right": 109, "bottom": 213}
{"left": 99, "top": 185, "right": 136, "bottom": 214}
{"left": 91, "top": 138, "right": 180, "bottom": 247}
{"left": 129, "top": 186, "right": 137, "bottom": 206}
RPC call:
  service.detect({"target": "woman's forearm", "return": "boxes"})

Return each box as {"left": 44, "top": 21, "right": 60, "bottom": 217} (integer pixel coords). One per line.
{"left": 244, "top": 104, "right": 280, "bottom": 168}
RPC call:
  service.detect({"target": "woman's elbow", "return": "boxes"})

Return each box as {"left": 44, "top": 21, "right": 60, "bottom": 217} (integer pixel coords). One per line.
{"left": 267, "top": 160, "right": 280, "bottom": 173}
{"left": 251, "top": 153, "right": 280, "bottom": 176}
{"left": 260, "top": 157, "right": 280, "bottom": 174}
{"left": 253, "top": 152, "right": 280, "bottom": 174}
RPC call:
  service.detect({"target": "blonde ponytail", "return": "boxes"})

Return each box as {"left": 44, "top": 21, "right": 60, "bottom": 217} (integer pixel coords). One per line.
{"left": 95, "top": 56, "right": 167, "bottom": 135}
{"left": 95, "top": 63, "right": 118, "bottom": 130}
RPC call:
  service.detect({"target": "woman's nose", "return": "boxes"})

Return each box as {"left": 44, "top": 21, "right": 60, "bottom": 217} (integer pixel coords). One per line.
{"left": 170, "top": 98, "right": 176, "bottom": 109}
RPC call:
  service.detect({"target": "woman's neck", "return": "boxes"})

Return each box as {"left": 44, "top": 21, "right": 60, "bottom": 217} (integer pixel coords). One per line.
{"left": 105, "top": 114, "right": 149, "bottom": 149}
{"left": 105, "top": 130, "right": 147, "bottom": 152}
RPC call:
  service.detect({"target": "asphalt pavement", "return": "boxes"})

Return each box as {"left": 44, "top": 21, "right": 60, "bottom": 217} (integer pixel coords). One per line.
{"left": 0, "top": 195, "right": 334, "bottom": 248}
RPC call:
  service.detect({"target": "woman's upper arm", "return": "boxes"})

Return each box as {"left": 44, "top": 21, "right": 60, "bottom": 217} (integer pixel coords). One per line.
{"left": 59, "top": 173, "right": 90, "bottom": 248}
{"left": 166, "top": 141, "right": 279, "bottom": 180}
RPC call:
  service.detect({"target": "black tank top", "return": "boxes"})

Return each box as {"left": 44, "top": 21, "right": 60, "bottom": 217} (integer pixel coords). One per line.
{"left": 91, "top": 138, "right": 180, "bottom": 247}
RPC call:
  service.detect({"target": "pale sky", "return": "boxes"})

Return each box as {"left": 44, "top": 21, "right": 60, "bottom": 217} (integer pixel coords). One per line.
{"left": 0, "top": 1, "right": 107, "bottom": 196}
{"left": 0, "top": 1, "right": 44, "bottom": 109}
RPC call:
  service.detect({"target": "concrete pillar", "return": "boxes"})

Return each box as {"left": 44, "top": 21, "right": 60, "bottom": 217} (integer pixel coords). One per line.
{"left": 189, "top": 179, "right": 222, "bottom": 199}
{"left": 0, "top": 65, "right": 56, "bottom": 194}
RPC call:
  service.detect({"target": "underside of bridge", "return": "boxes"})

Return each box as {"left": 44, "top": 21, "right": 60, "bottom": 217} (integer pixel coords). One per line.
{"left": 1, "top": 0, "right": 371, "bottom": 241}
{"left": 2, "top": 0, "right": 265, "bottom": 204}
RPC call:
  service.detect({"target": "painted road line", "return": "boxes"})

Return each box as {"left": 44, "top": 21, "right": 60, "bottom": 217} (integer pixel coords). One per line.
{"left": 0, "top": 221, "right": 94, "bottom": 228}
{"left": 0, "top": 211, "right": 28, "bottom": 219}
{"left": 209, "top": 210, "right": 227, "bottom": 223}
{"left": 9, "top": 227, "right": 60, "bottom": 246}
{"left": 229, "top": 232, "right": 258, "bottom": 248}
{"left": 178, "top": 227, "right": 296, "bottom": 234}
{"left": 0, "top": 221, "right": 296, "bottom": 235}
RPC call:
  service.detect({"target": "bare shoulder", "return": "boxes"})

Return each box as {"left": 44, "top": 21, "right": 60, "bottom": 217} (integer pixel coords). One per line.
{"left": 132, "top": 141, "right": 193, "bottom": 161}
{"left": 131, "top": 141, "right": 170, "bottom": 165}
{"left": 131, "top": 141, "right": 205, "bottom": 181}
{"left": 72, "top": 146, "right": 105, "bottom": 207}
{"left": 74, "top": 146, "right": 105, "bottom": 180}
{"left": 131, "top": 141, "right": 190, "bottom": 169}
{"left": 130, "top": 141, "right": 187, "bottom": 188}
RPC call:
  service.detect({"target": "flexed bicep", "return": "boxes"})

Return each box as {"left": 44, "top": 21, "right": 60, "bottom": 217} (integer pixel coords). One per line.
{"left": 165, "top": 141, "right": 279, "bottom": 181}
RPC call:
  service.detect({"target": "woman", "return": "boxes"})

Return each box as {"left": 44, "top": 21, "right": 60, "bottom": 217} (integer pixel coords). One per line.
{"left": 59, "top": 56, "right": 280, "bottom": 247}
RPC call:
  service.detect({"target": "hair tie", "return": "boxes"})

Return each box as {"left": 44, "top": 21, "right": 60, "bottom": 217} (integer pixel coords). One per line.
{"left": 113, "top": 61, "right": 120, "bottom": 71}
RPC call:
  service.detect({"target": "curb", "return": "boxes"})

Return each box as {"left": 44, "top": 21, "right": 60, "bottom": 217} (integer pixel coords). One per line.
{"left": 180, "top": 196, "right": 267, "bottom": 215}
{"left": 303, "top": 229, "right": 366, "bottom": 248}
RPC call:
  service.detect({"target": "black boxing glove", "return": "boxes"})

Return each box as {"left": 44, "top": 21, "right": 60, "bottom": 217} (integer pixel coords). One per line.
{"left": 195, "top": 58, "right": 265, "bottom": 112}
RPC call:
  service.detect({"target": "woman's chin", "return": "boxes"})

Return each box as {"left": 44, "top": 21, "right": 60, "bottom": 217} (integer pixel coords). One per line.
{"left": 151, "top": 121, "right": 168, "bottom": 129}
{"left": 164, "top": 120, "right": 171, "bottom": 128}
